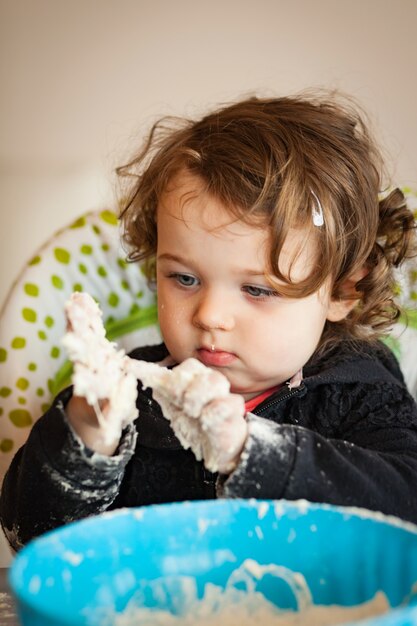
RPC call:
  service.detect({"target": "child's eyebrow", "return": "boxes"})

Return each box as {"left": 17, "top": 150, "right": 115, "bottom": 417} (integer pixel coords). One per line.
{"left": 157, "top": 253, "right": 186, "bottom": 264}
{"left": 157, "top": 253, "right": 267, "bottom": 278}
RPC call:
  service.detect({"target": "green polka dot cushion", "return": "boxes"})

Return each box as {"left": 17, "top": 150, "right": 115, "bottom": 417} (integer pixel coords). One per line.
{"left": 0, "top": 209, "right": 160, "bottom": 479}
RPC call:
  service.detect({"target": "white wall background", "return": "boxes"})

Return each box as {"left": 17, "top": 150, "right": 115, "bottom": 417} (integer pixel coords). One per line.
{"left": 0, "top": 0, "right": 416, "bottom": 564}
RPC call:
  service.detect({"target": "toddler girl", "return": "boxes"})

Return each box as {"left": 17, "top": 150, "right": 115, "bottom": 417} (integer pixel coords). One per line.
{"left": 1, "top": 93, "right": 416, "bottom": 550}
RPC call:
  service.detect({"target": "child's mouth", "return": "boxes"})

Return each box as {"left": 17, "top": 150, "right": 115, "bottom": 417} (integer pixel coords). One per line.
{"left": 197, "top": 348, "right": 236, "bottom": 367}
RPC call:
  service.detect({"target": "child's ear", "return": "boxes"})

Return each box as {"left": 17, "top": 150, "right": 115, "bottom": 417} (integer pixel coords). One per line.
{"left": 326, "top": 267, "right": 368, "bottom": 322}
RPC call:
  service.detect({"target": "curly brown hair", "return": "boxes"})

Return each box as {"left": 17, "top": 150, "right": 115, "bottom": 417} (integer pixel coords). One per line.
{"left": 117, "top": 92, "right": 416, "bottom": 349}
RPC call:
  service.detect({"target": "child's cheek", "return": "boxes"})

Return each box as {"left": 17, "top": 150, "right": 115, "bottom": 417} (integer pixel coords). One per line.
{"left": 158, "top": 296, "right": 187, "bottom": 351}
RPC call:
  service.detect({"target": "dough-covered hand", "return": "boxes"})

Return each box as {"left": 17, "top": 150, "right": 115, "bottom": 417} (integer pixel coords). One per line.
{"left": 62, "top": 293, "right": 247, "bottom": 464}
{"left": 62, "top": 292, "right": 139, "bottom": 447}
{"left": 135, "top": 358, "right": 248, "bottom": 474}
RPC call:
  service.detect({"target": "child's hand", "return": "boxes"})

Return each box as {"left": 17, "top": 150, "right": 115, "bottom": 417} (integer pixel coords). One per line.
{"left": 62, "top": 293, "right": 139, "bottom": 454}
{"left": 136, "top": 358, "right": 248, "bottom": 474}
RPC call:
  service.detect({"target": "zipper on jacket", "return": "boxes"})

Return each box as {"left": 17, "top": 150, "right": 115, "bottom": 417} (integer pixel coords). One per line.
{"left": 252, "top": 383, "right": 306, "bottom": 415}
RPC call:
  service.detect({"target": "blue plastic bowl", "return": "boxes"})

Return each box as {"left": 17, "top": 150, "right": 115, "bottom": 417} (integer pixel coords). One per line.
{"left": 9, "top": 499, "right": 417, "bottom": 625}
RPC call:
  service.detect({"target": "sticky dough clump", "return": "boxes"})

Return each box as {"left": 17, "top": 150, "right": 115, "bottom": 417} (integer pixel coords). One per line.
{"left": 131, "top": 358, "right": 231, "bottom": 468}
{"left": 62, "top": 292, "right": 140, "bottom": 444}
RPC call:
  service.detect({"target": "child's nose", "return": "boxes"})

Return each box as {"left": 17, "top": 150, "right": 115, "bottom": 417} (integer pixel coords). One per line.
{"left": 192, "top": 289, "right": 234, "bottom": 331}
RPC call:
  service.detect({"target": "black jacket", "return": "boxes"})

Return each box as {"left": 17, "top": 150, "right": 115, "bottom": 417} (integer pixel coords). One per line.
{"left": 2, "top": 340, "right": 417, "bottom": 551}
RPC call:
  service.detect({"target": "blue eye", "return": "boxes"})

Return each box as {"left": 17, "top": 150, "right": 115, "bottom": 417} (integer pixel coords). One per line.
{"left": 169, "top": 273, "right": 199, "bottom": 287}
{"left": 243, "top": 285, "right": 278, "bottom": 299}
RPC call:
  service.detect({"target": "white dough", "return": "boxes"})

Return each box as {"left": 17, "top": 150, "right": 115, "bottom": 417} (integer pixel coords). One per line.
{"left": 85, "top": 559, "right": 390, "bottom": 626}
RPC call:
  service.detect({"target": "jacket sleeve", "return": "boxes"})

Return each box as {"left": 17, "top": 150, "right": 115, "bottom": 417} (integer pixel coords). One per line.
{"left": 219, "top": 383, "right": 417, "bottom": 524}
{"left": 0, "top": 387, "right": 137, "bottom": 550}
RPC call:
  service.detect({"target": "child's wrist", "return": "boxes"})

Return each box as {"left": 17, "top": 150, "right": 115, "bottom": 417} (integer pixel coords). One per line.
{"left": 66, "top": 396, "right": 121, "bottom": 456}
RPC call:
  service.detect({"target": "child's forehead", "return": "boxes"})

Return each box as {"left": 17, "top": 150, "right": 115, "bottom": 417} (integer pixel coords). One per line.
{"left": 158, "top": 171, "right": 317, "bottom": 277}
{"left": 158, "top": 169, "right": 264, "bottom": 232}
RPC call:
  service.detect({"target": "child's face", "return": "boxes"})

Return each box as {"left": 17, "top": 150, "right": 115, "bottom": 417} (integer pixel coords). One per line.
{"left": 156, "top": 171, "right": 336, "bottom": 399}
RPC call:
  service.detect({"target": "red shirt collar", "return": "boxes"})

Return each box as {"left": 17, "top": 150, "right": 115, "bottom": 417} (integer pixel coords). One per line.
{"left": 243, "top": 369, "right": 303, "bottom": 413}
{"left": 244, "top": 385, "right": 280, "bottom": 413}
